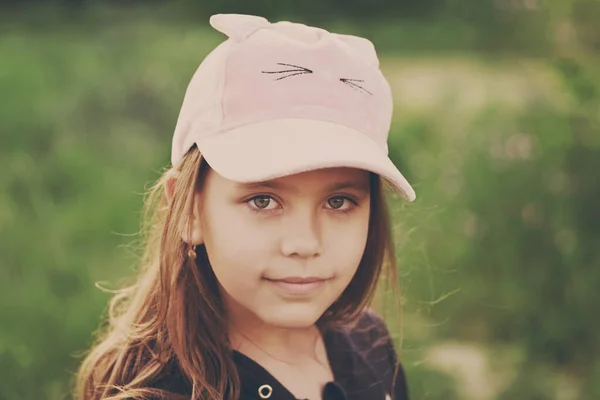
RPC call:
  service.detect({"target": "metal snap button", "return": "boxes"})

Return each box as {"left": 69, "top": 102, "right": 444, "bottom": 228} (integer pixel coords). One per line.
{"left": 258, "top": 384, "right": 273, "bottom": 399}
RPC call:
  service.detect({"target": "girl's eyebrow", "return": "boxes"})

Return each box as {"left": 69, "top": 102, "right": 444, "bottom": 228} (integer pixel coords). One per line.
{"left": 235, "top": 180, "right": 370, "bottom": 194}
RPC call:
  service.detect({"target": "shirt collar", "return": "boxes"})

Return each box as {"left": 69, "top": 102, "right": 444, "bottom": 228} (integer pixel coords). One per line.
{"left": 232, "top": 325, "right": 386, "bottom": 400}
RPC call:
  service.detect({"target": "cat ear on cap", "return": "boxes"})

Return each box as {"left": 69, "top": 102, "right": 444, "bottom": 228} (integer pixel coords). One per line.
{"left": 209, "top": 14, "right": 270, "bottom": 41}
{"left": 332, "top": 33, "right": 380, "bottom": 68}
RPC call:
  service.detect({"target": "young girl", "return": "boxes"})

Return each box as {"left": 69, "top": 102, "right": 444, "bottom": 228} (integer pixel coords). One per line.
{"left": 75, "top": 13, "right": 416, "bottom": 400}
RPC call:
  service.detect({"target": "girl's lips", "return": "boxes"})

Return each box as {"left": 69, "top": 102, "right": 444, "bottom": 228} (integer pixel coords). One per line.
{"left": 270, "top": 276, "right": 324, "bottom": 284}
{"left": 264, "top": 277, "right": 327, "bottom": 295}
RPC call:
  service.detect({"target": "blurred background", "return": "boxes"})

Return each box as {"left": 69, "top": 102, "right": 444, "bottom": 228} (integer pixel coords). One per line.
{"left": 1, "top": 0, "right": 599, "bottom": 399}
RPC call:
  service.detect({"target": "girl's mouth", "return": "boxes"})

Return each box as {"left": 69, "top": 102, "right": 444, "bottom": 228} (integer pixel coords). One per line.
{"left": 263, "top": 277, "right": 328, "bottom": 295}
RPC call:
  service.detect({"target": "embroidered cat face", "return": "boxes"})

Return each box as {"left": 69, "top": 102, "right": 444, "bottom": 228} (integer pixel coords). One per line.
{"left": 176, "top": 13, "right": 394, "bottom": 147}
{"left": 262, "top": 62, "right": 373, "bottom": 95}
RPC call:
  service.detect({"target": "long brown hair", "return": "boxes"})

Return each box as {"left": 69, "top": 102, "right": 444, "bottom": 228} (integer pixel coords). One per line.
{"left": 73, "top": 147, "right": 402, "bottom": 400}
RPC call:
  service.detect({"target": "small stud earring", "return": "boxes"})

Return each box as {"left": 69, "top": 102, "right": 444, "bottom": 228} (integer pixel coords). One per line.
{"left": 187, "top": 245, "right": 197, "bottom": 260}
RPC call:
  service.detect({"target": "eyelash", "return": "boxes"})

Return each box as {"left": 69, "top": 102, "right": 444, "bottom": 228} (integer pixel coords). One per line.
{"left": 243, "top": 194, "right": 359, "bottom": 216}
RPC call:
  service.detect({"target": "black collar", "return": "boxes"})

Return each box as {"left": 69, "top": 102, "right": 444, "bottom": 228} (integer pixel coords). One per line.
{"left": 233, "top": 325, "right": 389, "bottom": 400}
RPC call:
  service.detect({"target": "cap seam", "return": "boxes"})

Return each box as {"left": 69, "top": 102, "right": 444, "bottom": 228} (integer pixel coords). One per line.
{"left": 216, "top": 41, "right": 233, "bottom": 133}
{"left": 217, "top": 116, "right": 386, "bottom": 152}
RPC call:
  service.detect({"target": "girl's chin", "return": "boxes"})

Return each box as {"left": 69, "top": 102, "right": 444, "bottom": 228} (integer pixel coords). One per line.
{"left": 256, "top": 306, "right": 327, "bottom": 329}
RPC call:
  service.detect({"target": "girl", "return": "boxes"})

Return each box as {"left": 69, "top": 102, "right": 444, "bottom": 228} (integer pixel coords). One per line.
{"left": 75, "top": 13, "right": 416, "bottom": 400}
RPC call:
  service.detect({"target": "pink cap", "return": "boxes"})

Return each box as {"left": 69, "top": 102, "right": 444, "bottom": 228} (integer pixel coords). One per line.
{"left": 171, "top": 14, "right": 416, "bottom": 202}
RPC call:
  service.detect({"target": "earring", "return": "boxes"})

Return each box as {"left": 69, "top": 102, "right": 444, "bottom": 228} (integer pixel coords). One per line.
{"left": 187, "top": 245, "right": 197, "bottom": 260}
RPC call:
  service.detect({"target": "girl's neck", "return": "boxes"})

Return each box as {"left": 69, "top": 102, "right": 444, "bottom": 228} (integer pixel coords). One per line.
{"left": 229, "top": 318, "right": 324, "bottom": 365}
{"left": 230, "top": 318, "right": 335, "bottom": 400}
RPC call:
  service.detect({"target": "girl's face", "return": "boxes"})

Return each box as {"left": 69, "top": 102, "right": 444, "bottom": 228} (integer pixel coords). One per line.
{"left": 196, "top": 167, "right": 371, "bottom": 329}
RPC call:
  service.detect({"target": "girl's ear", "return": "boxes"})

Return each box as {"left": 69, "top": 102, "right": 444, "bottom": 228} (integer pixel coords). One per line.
{"left": 165, "top": 169, "right": 204, "bottom": 245}
{"left": 184, "top": 193, "right": 204, "bottom": 246}
{"left": 165, "top": 168, "right": 178, "bottom": 205}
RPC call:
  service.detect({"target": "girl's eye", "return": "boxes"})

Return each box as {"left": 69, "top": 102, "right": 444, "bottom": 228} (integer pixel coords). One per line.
{"left": 327, "top": 197, "right": 346, "bottom": 209}
{"left": 244, "top": 195, "right": 358, "bottom": 215}
{"left": 248, "top": 195, "right": 279, "bottom": 211}
{"left": 326, "top": 196, "right": 357, "bottom": 213}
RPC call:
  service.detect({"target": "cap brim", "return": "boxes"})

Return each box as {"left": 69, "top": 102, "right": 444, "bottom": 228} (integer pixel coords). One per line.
{"left": 196, "top": 118, "right": 416, "bottom": 202}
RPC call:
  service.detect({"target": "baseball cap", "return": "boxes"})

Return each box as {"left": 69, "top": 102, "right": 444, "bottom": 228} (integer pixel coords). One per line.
{"left": 171, "top": 13, "right": 416, "bottom": 202}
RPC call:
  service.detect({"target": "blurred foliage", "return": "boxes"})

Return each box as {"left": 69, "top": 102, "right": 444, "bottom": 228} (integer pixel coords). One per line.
{"left": 1, "top": 0, "right": 598, "bottom": 54}
{"left": 389, "top": 56, "right": 600, "bottom": 399}
{"left": 1, "top": 0, "right": 600, "bottom": 399}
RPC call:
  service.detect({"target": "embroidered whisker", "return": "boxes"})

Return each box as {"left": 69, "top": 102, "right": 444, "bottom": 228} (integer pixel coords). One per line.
{"left": 262, "top": 69, "right": 307, "bottom": 74}
{"left": 273, "top": 72, "right": 312, "bottom": 81}
{"left": 262, "top": 62, "right": 313, "bottom": 81}
{"left": 340, "top": 78, "right": 373, "bottom": 95}
{"left": 275, "top": 63, "right": 313, "bottom": 71}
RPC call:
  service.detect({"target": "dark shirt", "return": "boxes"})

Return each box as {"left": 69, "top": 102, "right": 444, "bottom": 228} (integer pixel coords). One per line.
{"left": 152, "top": 309, "right": 409, "bottom": 400}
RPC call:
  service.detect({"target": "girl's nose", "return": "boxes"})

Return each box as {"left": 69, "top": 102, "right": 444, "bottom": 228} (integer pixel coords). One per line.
{"left": 280, "top": 213, "right": 323, "bottom": 258}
